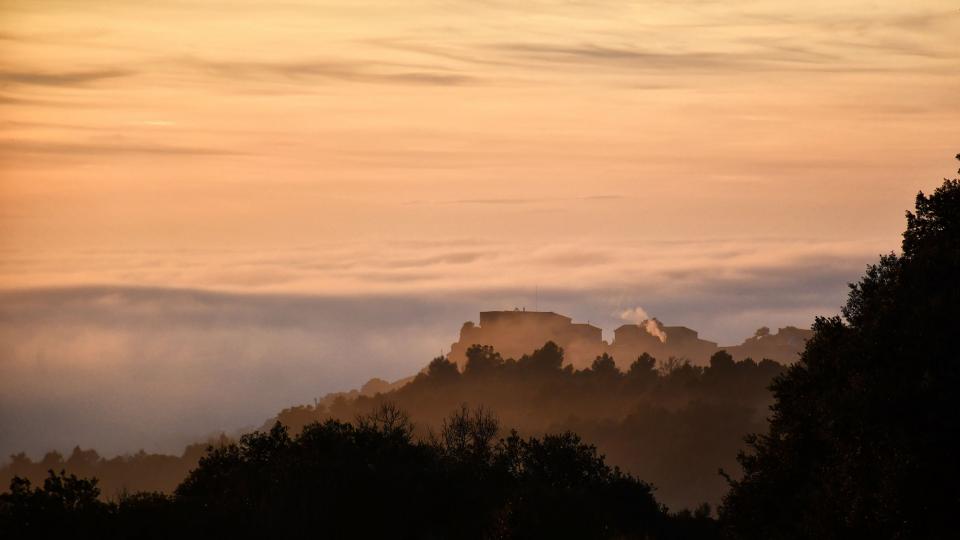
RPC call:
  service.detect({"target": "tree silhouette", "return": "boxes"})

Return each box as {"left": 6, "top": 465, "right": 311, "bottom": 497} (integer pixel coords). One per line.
{"left": 590, "top": 353, "right": 622, "bottom": 380}
{"left": 2, "top": 403, "right": 718, "bottom": 538}
{"left": 720, "top": 156, "right": 960, "bottom": 539}
{"left": 464, "top": 344, "right": 504, "bottom": 375}
{"left": 0, "top": 470, "right": 108, "bottom": 537}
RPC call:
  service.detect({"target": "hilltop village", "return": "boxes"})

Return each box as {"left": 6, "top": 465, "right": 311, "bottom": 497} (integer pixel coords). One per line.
{"left": 447, "top": 310, "right": 811, "bottom": 368}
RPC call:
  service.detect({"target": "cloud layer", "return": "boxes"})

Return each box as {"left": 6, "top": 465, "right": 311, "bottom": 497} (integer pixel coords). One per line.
{"left": 0, "top": 237, "right": 882, "bottom": 300}
{"left": 0, "top": 236, "right": 880, "bottom": 460}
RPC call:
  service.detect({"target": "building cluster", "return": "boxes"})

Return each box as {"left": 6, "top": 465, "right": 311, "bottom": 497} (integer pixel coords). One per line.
{"left": 447, "top": 310, "right": 811, "bottom": 369}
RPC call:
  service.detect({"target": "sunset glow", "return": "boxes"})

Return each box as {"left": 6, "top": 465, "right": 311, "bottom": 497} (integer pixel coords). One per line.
{"left": 1, "top": 3, "right": 959, "bottom": 512}
{"left": 2, "top": 0, "right": 958, "bottom": 294}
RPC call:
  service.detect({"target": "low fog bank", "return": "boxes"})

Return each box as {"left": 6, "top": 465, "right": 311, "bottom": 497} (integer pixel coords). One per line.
{"left": 0, "top": 266, "right": 856, "bottom": 459}
{"left": 0, "top": 287, "right": 469, "bottom": 459}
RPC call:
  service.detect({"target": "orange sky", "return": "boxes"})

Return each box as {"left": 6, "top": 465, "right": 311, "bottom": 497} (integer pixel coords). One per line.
{"left": 1, "top": 0, "right": 959, "bottom": 293}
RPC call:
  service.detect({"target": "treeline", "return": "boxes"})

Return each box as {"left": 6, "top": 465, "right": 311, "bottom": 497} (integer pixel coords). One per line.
{"left": 0, "top": 440, "right": 223, "bottom": 500}
{"left": 1, "top": 348, "right": 785, "bottom": 510}
{"left": 277, "top": 347, "right": 785, "bottom": 509}
{"left": 0, "top": 404, "right": 715, "bottom": 539}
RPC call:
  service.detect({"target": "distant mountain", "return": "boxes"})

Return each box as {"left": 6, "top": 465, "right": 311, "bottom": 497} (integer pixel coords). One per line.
{"left": 447, "top": 310, "right": 811, "bottom": 368}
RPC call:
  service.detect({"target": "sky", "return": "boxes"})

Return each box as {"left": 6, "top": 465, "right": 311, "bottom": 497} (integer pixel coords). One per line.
{"left": 1, "top": 0, "right": 959, "bottom": 457}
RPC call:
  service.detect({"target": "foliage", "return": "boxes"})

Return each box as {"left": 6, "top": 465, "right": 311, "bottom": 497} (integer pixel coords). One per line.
{"left": 276, "top": 345, "right": 784, "bottom": 509}
{"left": 1, "top": 405, "right": 716, "bottom": 539}
{"left": 1, "top": 346, "right": 781, "bottom": 512}
{"left": 720, "top": 159, "right": 960, "bottom": 539}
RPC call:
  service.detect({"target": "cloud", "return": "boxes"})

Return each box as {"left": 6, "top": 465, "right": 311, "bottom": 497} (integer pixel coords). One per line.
{"left": 378, "top": 251, "right": 487, "bottom": 268}
{"left": 580, "top": 195, "right": 628, "bottom": 200}
{"left": 190, "top": 57, "right": 477, "bottom": 86}
{"left": 0, "top": 139, "right": 245, "bottom": 157}
{"left": 493, "top": 40, "right": 950, "bottom": 75}
{"left": 0, "top": 235, "right": 886, "bottom": 460}
{"left": 0, "top": 69, "right": 134, "bottom": 87}
{"left": 0, "top": 94, "right": 39, "bottom": 105}
{"left": 0, "top": 237, "right": 884, "bottom": 333}
{"left": 0, "top": 287, "right": 473, "bottom": 459}
{"left": 409, "top": 195, "right": 628, "bottom": 206}
{"left": 445, "top": 197, "right": 552, "bottom": 205}
{"left": 482, "top": 6, "right": 960, "bottom": 78}
{"left": 0, "top": 93, "right": 82, "bottom": 108}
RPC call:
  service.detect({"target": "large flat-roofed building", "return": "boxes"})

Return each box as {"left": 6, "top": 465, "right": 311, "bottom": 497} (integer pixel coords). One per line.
{"left": 449, "top": 310, "right": 604, "bottom": 368}
{"left": 609, "top": 322, "right": 718, "bottom": 365}
{"left": 478, "top": 310, "right": 571, "bottom": 327}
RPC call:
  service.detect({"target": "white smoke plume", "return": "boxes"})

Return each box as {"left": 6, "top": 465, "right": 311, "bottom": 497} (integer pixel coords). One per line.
{"left": 617, "top": 306, "right": 668, "bottom": 343}
{"left": 643, "top": 319, "right": 668, "bottom": 343}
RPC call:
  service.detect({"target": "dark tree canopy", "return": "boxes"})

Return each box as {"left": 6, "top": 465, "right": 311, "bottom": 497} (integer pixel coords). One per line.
{"left": 272, "top": 343, "right": 784, "bottom": 509}
{"left": 1, "top": 342, "right": 786, "bottom": 513}
{"left": 720, "top": 158, "right": 960, "bottom": 539}
{"left": 1, "top": 405, "right": 716, "bottom": 539}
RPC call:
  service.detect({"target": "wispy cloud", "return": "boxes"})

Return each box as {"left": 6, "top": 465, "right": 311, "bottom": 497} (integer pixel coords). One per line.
{"left": 0, "top": 238, "right": 885, "bottom": 309}
{"left": 493, "top": 39, "right": 956, "bottom": 75}
{"left": 409, "top": 195, "right": 629, "bottom": 206}
{"left": 190, "top": 57, "right": 477, "bottom": 86}
{"left": 0, "top": 68, "right": 134, "bottom": 87}
{"left": 0, "top": 139, "right": 245, "bottom": 157}
{"left": 444, "top": 197, "right": 551, "bottom": 205}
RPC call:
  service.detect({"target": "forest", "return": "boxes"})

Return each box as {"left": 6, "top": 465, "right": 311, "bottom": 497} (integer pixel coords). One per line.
{"left": 2, "top": 156, "right": 959, "bottom": 539}
{"left": 1, "top": 347, "right": 784, "bottom": 511}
